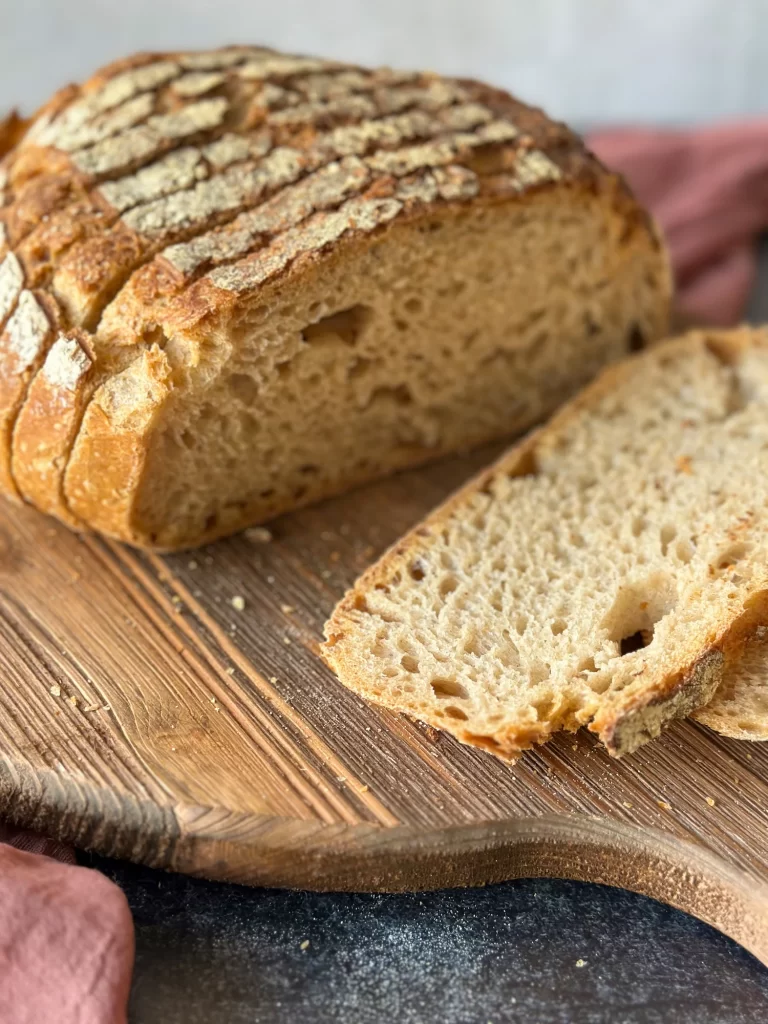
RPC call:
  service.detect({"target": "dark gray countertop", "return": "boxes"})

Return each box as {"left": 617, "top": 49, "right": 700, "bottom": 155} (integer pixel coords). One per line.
{"left": 88, "top": 855, "right": 768, "bottom": 1023}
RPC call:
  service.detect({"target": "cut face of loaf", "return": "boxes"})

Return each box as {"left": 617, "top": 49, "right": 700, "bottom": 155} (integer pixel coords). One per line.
{"left": 323, "top": 330, "right": 768, "bottom": 759}
{"left": 0, "top": 46, "right": 669, "bottom": 548}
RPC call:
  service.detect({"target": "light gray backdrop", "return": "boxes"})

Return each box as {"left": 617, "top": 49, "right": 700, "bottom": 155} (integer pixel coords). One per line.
{"left": 2, "top": 0, "right": 768, "bottom": 126}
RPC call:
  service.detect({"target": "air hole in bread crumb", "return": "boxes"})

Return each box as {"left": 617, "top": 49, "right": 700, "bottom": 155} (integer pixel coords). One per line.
{"left": 347, "top": 356, "right": 373, "bottom": 380}
{"left": 352, "top": 594, "right": 369, "bottom": 613}
{"left": 403, "top": 296, "right": 423, "bottom": 315}
{"left": 660, "top": 524, "right": 676, "bottom": 556}
{"left": 440, "top": 549, "right": 456, "bottom": 571}
{"left": 604, "top": 573, "right": 676, "bottom": 655}
{"left": 464, "top": 633, "right": 491, "bottom": 657}
{"left": 551, "top": 618, "right": 567, "bottom": 636}
{"left": 529, "top": 662, "right": 550, "bottom": 684}
{"left": 439, "top": 574, "right": 459, "bottom": 599}
{"left": 532, "top": 695, "right": 556, "bottom": 719}
{"left": 515, "top": 613, "right": 528, "bottom": 635}
{"left": 430, "top": 677, "right": 468, "bottom": 700}
{"left": 179, "top": 429, "right": 197, "bottom": 450}
{"left": 578, "top": 656, "right": 597, "bottom": 674}
{"left": 444, "top": 705, "right": 468, "bottom": 721}
{"left": 676, "top": 539, "right": 695, "bottom": 564}
{"left": 365, "top": 383, "right": 414, "bottom": 409}
{"left": 713, "top": 542, "right": 750, "bottom": 575}
{"left": 628, "top": 324, "right": 646, "bottom": 352}
{"left": 228, "top": 373, "right": 259, "bottom": 404}
{"left": 301, "top": 304, "right": 372, "bottom": 346}
{"left": 620, "top": 630, "right": 649, "bottom": 655}
{"left": 409, "top": 559, "right": 427, "bottom": 581}
{"left": 401, "top": 654, "right": 419, "bottom": 673}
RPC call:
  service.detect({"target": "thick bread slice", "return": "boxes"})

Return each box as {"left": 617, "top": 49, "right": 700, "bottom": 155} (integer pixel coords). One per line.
{"left": 0, "top": 46, "right": 669, "bottom": 548}
{"left": 323, "top": 329, "right": 768, "bottom": 759}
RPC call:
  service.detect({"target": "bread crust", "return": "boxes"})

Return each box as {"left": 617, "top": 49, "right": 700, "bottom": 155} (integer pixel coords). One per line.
{"left": 0, "top": 46, "right": 668, "bottom": 544}
{"left": 323, "top": 329, "right": 768, "bottom": 758}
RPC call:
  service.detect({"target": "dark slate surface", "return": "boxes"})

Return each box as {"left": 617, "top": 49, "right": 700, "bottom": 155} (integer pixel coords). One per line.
{"left": 87, "top": 856, "right": 768, "bottom": 1024}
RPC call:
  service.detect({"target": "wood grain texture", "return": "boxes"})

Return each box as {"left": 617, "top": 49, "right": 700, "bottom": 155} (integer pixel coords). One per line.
{"left": 1, "top": 443, "right": 768, "bottom": 962}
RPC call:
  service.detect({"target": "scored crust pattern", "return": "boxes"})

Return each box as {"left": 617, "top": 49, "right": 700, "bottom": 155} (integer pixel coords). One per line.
{"left": 0, "top": 45, "right": 613, "bottom": 527}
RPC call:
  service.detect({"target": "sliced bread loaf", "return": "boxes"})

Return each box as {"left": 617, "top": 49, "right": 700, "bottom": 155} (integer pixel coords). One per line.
{"left": 0, "top": 46, "right": 668, "bottom": 548}
{"left": 323, "top": 329, "right": 768, "bottom": 758}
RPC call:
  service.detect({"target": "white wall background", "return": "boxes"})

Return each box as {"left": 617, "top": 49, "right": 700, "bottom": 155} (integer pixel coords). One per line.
{"left": 2, "top": 0, "right": 767, "bottom": 126}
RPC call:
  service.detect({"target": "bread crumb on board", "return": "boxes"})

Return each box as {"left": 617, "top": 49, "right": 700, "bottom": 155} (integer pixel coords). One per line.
{"left": 50, "top": 683, "right": 61, "bottom": 697}
{"left": 705, "top": 796, "right": 716, "bottom": 807}
{"left": 300, "top": 939, "right": 310, "bottom": 951}
{"left": 575, "top": 959, "right": 587, "bottom": 968}
{"left": 245, "top": 527, "right": 272, "bottom": 543}
{"left": 657, "top": 800, "right": 672, "bottom": 811}
{"left": 281, "top": 603, "right": 295, "bottom": 614}
{"left": 231, "top": 595, "right": 246, "bottom": 611}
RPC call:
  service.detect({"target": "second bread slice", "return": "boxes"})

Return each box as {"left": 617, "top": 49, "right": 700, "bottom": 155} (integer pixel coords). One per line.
{"left": 323, "top": 329, "right": 768, "bottom": 758}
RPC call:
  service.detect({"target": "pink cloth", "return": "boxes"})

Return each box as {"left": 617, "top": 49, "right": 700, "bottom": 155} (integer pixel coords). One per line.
{"left": 588, "top": 120, "right": 768, "bottom": 326}
{"left": 0, "top": 827, "right": 134, "bottom": 1024}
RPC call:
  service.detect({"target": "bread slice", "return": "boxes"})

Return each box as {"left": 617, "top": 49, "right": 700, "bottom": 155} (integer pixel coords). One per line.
{"left": 0, "top": 46, "right": 669, "bottom": 548}
{"left": 695, "top": 628, "right": 768, "bottom": 740}
{"left": 323, "top": 329, "right": 768, "bottom": 759}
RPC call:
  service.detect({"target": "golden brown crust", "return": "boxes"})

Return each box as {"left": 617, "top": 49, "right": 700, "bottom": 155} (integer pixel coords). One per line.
{"left": 0, "top": 287, "right": 56, "bottom": 497}
{"left": 0, "top": 45, "right": 666, "bottom": 541}
{"left": 0, "top": 112, "right": 30, "bottom": 160}
{"left": 11, "top": 330, "right": 94, "bottom": 524}
{"left": 322, "top": 329, "right": 768, "bottom": 759}
{"left": 63, "top": 346, "right": 172, "bottom": 538}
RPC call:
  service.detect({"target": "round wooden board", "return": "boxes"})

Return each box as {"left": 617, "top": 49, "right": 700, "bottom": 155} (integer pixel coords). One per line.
{"left": 1, "top": 445, "right": 768, "bottom": 963}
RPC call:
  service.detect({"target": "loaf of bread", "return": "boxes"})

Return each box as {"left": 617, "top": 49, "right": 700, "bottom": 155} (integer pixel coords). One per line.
{"left": 0, "top": 46, "right": 669, "bottom": 549}
{"left": 323, "top": 329, "right": 768, "bottom": 758}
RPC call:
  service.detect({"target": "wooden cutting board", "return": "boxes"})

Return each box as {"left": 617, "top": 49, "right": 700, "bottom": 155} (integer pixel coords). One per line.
{"left": 1, "top": 444, "right": 768, "bottom": 963}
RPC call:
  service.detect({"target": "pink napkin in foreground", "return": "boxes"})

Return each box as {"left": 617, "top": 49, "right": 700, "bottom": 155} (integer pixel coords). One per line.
{"left": 588, "top": 119, "right": 768, "bottom": 326}
{"left": 0, "top": 826, "right": 134, "bottom": 1024}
